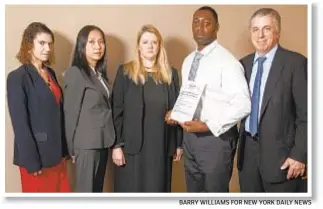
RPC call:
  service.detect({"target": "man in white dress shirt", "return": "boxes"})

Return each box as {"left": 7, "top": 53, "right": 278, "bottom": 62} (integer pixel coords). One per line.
{"left": 179, "top": 6, "right": 251, "bottom": 192}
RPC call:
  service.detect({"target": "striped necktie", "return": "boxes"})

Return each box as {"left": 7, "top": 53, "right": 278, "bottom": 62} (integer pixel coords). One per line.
{"left": 188, "top": 52, "right": 203, "bottom": 81}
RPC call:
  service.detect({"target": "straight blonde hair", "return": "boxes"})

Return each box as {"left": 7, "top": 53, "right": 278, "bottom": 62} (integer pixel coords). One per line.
{"left": 124, "top": 24, "right": 172, "bottom": 85}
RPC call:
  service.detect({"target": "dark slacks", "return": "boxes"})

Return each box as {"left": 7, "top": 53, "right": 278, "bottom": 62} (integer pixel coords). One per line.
{"left": 238, "top": 134, "right": 303, "bottom": 192}
{"left": 183, "top": 131, "right": 236, "bottom": 192}
{"left": 74, "top": 148, "right": 108, "bottom": 192}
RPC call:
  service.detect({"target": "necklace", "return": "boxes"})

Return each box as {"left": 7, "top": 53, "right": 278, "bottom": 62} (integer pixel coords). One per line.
{"left": 145, "top": 69, "right": 157, "bottom": 78}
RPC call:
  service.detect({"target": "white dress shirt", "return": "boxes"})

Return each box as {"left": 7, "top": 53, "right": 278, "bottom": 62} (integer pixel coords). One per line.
{"left": 245, "top": 44, "right": 278, "bottom": 132}
{"left": 181, "top": 40, "right": 251, "bottom": 137}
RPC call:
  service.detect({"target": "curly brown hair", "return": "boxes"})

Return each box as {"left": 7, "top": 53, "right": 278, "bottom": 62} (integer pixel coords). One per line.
{"left": 16, "top": 22, "right": 55, "bottom": 65}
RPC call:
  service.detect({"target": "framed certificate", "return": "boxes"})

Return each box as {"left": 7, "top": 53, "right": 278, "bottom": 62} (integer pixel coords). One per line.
{"left": 170, "top": 81, "right": 205, "bottom": 123}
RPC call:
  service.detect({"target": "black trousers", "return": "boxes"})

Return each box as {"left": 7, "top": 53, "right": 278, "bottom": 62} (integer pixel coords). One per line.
{"left": 183, "top": 131, "right": 237, "bottom": 192}
{"left": 238, "top": 134, "right": 304, "bottom": 192}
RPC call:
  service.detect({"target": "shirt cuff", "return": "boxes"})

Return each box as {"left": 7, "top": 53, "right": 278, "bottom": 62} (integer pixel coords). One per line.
{"left": 205, "top": 120, "right": 225, "bottom": 137}
{"left": 113, "top": 142, "right": 125, "bottom": 149}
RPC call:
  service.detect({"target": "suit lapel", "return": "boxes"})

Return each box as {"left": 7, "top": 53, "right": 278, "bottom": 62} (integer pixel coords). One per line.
{"left": 90, "top": 72, "right": 111, "bottom": 106}
{"left": 245, "top": 54, "right": 255, "bottom": 83}
{"left": 80, "top": 69, "right": 97, "bottom": 90}
{"left": 80, "top": 69, "right": 111, "bottom": 107}
{"left": 24, "top": 64, "right": 42, "bottom": 83}
{"left": 24, "top": 64, "right": 57, "bottom": 104}
{"left": 91, "top": 74, "right": 109, "bottom": 99}
{"left": 100, "top": 76, "right": 111, "bottom": 100}
{"left": 99, "top": 77, "right": 112, "bottom": 106}
{"left": 238, "top": 55, "right": 254, "bottom": 133}
{"left": 259, "top": 46, "right": 285, "bottom": 121}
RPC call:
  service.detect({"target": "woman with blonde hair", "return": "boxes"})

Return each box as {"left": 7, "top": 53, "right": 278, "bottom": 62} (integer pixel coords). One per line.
{"left": 112, "top": 24, "right": 183, "bottom": 192}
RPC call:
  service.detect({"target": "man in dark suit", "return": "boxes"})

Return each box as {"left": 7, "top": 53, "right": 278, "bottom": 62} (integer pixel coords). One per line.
{"left": 237, "top": 8, "right": 307, "bottom": 192}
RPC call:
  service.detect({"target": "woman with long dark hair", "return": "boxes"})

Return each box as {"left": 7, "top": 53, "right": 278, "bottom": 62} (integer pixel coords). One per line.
{"left": 63, "top": 25, "right": 115, "bottom": 192}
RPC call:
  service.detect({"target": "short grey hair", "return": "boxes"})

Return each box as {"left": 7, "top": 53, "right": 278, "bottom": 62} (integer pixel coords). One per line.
{"left": 249, "top": 8, "right": 281, "bottom": 33}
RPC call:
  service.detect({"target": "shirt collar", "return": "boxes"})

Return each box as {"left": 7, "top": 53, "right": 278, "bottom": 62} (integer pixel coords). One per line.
{"left": 253, "top": 44, "right": 278, "bottom": 64}
{"left": 195, "top": 39, "right": 218, "bottom": 57}
{"left": 90, "top": 66, "right": 101, "bottom": 77}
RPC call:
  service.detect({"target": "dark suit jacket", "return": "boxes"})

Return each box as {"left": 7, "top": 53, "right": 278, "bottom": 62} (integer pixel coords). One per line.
{"left": 112, "top": 65, "right": 183, "bottom": 156}
{"left": 7, "top": 64, "right": 68, "bottom": 173}
{"left": 63, "top": 66, "right": 115, "bottom": 156}
{"left": 237, "top": 46, "right": 307, "bottom": 183}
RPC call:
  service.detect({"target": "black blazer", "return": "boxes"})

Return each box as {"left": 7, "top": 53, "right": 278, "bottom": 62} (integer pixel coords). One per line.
{"left": 7, "top": 64, "right": 68, "bottom": 173}
{"left": 112, "top": 65, "right": 183, "bottom": 156}
{"left": 237, "top": 46, "right": 307, "bottom": 183}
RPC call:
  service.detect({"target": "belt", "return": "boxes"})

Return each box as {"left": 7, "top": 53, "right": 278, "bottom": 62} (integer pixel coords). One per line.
{"left": 245, "top": 131, "right": 259, "bottom": 140}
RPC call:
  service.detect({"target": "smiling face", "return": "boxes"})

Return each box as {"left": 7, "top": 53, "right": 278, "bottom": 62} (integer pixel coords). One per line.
{"left": 250, "top": 14, "right": 280, "bottom": 55}
{"left": 30, "top": 32, "right": 53, "bottom": 64}
{"left": 138, "top": 31, "right": 159, "bottom": 61}
{"left": 192, "top": 9, "right": 218, "bottom": 51}
{"left": 85, "top": 29, "right": 105, "bottom": 68}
